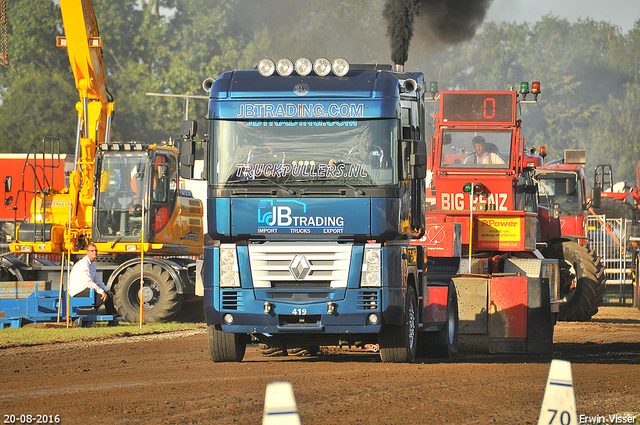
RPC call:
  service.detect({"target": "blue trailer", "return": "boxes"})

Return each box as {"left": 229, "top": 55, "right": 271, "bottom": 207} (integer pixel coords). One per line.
{"left": 0, "top": 282, "right": 114, "bottom": 328}
{"left": 181, "top": 59, "right": 459, "bottom": 362}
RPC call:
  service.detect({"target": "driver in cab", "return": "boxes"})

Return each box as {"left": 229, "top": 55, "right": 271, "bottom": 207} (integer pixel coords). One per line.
{"left": 463, "top": 136, "right": 505, "bottom": 165}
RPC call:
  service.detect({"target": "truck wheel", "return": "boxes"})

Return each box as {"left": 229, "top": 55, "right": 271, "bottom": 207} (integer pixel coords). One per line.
{"left": 0, "top": 256, "right": 27, "bottom": 281}
{"left": 379, "top": 285, "right": 418, "bottom": 363}
{"left": 592, "top": 197, "right": 638, "bottom": 221}
{"left": 544, "top": 241, "right": 606, "bottom": 321}
{"left": 444, "top": 281, "right": 459, "bottom": 356}
{"left": 208, "top": 324, "right": 246, "bottom": 362}
{"left": 417, "top": 281, "right": 459, "bottom": 358}
{"left": 113, "top": 263, "right": 182, "bottom": 323}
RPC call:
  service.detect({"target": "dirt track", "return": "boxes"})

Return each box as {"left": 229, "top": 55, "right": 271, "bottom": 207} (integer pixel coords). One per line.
{"left": 1, "top": 306, "right": 639, "bottom": 425}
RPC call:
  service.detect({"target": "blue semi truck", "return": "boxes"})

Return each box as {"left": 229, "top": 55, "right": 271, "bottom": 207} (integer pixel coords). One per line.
{"left": 180, "top": 59, "right": 459, "bottom": 363}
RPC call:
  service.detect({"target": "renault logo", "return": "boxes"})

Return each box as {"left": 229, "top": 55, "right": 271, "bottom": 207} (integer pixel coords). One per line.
{"left": 289, "top": 254, "right": 311, "bottom": 280}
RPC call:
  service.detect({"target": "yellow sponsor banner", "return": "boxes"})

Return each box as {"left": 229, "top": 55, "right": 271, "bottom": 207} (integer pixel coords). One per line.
{"left": 476, "top": 217, "right": 522, "bottom": 250}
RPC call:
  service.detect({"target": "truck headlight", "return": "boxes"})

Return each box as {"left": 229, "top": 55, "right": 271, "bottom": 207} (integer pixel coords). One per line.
{"left": 219, "top": 244, "right": 240, "bottom": 287}
{"left": 361, "top": 243, "right": 381, "bottom": 287}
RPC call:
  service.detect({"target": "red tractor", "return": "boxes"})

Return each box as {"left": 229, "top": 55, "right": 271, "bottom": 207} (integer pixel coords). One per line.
{"left": 418, "top": 83, "right": 605, "bottom": 356}
{"left": 416, "top": 84, "right": 558, "bottom": 353}
{"left": 535, "top": 150, "right": 606, "bottom": 321}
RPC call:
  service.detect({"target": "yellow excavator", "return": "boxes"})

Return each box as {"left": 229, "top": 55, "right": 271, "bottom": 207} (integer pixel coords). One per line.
{"left": 2, "top": 0, "right": 204, "bottom": 323}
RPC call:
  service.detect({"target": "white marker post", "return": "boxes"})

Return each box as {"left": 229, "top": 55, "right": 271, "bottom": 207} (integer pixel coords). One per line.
{"left": 537, "top": 359, "right": 577, "bottom": 425}
{"left": 262, "top": 381, "right": 301, "bottom": 425}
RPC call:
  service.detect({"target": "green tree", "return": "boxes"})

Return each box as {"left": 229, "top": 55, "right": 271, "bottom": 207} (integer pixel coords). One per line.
{"left": 420, "top": 16, "right": 637, "bottom": 174}
{"left": 0, "top": 0, "right": 77, "bottom": 153}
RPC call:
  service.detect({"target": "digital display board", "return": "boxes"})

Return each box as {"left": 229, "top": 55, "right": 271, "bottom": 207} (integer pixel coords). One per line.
{"left": 441, "top": 92, "right": 515, "bottom": 124}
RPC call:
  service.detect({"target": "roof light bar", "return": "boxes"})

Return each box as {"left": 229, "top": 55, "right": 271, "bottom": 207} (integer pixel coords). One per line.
{"left": 258, "top": 57, "right": 351, "bottom": 77}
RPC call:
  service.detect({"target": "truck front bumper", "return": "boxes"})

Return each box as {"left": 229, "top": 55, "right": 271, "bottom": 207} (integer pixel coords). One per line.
{"left": 204, "top": 287, "right": 394, "bottom": 334}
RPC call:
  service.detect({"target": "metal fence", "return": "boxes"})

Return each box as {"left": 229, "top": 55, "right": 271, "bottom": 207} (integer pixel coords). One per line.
{"left": 587, "top": 215, "right": 639, "bottom": 305}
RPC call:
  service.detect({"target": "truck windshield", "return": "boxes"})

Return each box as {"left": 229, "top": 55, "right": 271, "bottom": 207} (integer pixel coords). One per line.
{"left": 439, "top": 130, "right": 512, "bottom": 168}
{"left": 537, "top": 175, "right": 583, "bottom": 214}
{"left": 212, "top": 119, "right": 398, "bottom": 187}
{"left": 95, "top": 152, "right": 147, "bottom": 239}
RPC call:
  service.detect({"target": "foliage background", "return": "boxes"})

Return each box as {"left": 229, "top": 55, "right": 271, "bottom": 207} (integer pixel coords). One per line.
{"left": 0, "top": 0, "right": 638, "bottom": 185}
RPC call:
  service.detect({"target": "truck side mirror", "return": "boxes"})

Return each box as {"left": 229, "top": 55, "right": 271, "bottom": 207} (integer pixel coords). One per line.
{"left": 179, "top": 139, "right": 196, "bottom": 179}
{"left": 401, "top": 140, "right": 427, "bottom": 180}
{"left": 526, "top": 183, "right": 538, "bottom": 194}
{"left": 411, "top": 140, "right": 427, "bottom": 179}
{"left": 3, "top": 176, "right": 12, "bottom": 206}
{"left": 591, "top": 185, "right": 601, "bottom": 209}
{"left": 181, "top": 120, "right": 197, "bottom": 139}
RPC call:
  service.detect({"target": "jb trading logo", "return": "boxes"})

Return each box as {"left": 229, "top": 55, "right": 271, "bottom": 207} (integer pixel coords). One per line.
{"left": 257, "top": 199, "right": 345, "bottom": 234}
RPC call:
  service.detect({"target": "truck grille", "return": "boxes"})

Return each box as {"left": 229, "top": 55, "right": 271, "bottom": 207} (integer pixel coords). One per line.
{"left": 357, "top": 291, "right": 379, "bottom": 310}
{"left": 221, "top": 291, "right": 242, "bottom": 310}
{"left": 248, "top": 242, "right": 352, "bottom": 288}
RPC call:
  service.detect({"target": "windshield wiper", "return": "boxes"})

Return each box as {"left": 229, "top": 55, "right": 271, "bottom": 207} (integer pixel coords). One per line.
{"left": 293, "top": 178, "right": 366, "bottom": 196}
{"left": 226, "top": 177, "right": 295, "bottom": 195}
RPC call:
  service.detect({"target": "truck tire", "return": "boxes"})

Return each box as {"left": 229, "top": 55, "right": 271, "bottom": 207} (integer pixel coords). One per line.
{"left": 113, "top": 263, "right": 182, "bottom": 323}
{"left": 379, "top": 285, "right": 418, "bottom": 363}
{"left": 417, "top": 281, "right": 459, "bottom": 358}
{"left": 592, "top": 197, "right": 638, "bottom": 253}
{"left": 592, "top": 197, "right": 639, "bottom": 221}
{"left": 0, "top": 256, "right": 27, "bottom": 281}
{"left": 544, "top": 241, "right": 606, "bottom": 321}
{"left": 208, "top": 324, "right": 246, "bottom": 362}
{"left": 443, "top": 281, "right": 459, "bottom": 357}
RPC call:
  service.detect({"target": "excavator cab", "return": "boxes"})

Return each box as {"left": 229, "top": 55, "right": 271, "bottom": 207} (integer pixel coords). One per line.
{"left": 92, "top": 146, "right": 177, "bottom": 243}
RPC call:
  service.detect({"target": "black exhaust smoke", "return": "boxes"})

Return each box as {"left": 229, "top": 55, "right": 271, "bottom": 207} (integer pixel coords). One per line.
{"left": 383, "top": 0, "right": 493, "bottom": 66}
{"left": 383, "top": 0, "right": 420, "bottom": 66}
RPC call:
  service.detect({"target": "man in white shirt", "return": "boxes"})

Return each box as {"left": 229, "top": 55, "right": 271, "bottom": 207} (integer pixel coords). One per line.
{"left": 464, "top": 136, "right": 505, "bottom": 165}
{"left": 69, "top": 242, "right": 118, "bottom": 322}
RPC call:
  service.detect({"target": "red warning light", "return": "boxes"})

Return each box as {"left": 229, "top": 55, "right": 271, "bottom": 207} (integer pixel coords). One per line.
{"left": 531, "top": 81, "right": 541, "bottom": 94}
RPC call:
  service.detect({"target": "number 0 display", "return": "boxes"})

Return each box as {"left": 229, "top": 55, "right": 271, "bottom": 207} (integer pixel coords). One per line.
{"left": 441, "top": 92, "right": 515, "bottom": 123}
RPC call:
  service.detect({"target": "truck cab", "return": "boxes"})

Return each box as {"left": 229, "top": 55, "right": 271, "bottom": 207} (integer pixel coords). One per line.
{"left": 188, "top": 59, "right": 459, "bottom": 362}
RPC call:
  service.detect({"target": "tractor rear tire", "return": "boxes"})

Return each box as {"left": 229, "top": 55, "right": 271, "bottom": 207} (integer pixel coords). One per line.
{"left": 113, "top": 263, "right": 182, "bottom": 323}
{"left": 208, "top": 324, "right": 246, "bottom": 362}
{"left": 379, "top": 286, "right": 418, "bottom": 363}
{"left": 592, "top": 197, "right": 639, "bottom": 221}
{"left": 544, "top": 241, "right": 606, "bottom": 321}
